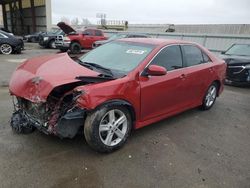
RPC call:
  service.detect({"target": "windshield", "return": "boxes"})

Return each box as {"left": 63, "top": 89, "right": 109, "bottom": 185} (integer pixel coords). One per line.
{"left": 225, "top": 44, "right": 250, "bottom": 56}
{"left": 79, "top": 41, "right": 155, "bottom": 73}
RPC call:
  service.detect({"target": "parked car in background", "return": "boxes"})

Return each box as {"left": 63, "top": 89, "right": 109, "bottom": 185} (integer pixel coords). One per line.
{"left": 0, "top": 28, "right": 14, "bottom": 35}
{"left": 55, "top": 22, "right": 107, "bottom": 54}
{"left": 23, "top": 31, "right": 44, "bottom": 42}
{"left": 220, "top": 44, "right": 250, "bottom": 86}
{"left": 92, "top": 33, "right": 150, "bottom": 48}
{"left": 9, "top": 38, "right": 226, "bottom": 152}
{"left": 39, "top": 29, "right": 64, "bottom": 49}
{"left": 0, "top": 30, "right": 24, "bottom": 54}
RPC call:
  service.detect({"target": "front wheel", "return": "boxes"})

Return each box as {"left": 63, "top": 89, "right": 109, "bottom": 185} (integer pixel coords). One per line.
{"left": 70, "top": 42, "right": 81, "bottom": 54}
{"left": 0, "top": 43, "right": 13, "bottom": 54}
{"left": 84, "top": 104, "right": 132, "bottom": 153}
{"left": 201, "top": 82, "right": 218, "bottom": 110}
{"left": 49, "top": 40, "right": 56, "bottom": 49}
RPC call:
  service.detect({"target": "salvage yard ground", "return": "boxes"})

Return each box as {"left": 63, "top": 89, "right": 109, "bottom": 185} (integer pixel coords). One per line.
{"left": 0, "top": 43, "right": 249, "bottom": 188}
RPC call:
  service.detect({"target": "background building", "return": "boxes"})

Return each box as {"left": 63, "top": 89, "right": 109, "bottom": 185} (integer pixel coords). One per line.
{"left": 0, "top": 0, "right": 51, "bottom": 35}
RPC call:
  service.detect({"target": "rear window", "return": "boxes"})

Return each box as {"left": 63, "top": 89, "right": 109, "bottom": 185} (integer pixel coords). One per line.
{"left": 95, "top": 30, "right": 103, "bottom": 36}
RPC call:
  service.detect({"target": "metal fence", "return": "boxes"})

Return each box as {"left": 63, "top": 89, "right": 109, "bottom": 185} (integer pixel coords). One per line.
{"left": 104, "top": 31, "right": 250, "bottom": 55}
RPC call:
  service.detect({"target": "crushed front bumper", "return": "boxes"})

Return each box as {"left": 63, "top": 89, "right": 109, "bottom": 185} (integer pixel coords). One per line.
{"left": 11, "top": 106, "right": 86, "bottom": 138}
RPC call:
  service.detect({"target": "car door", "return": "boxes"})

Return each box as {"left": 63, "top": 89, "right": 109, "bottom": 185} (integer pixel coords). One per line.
{"left": 140, "top": 45, "right": 188, "bottom": 121}
{"left": 180, "top": 45, "right": 214, "bottom": 105}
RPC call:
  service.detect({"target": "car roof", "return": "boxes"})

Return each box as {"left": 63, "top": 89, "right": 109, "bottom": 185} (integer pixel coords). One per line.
{"left": 117, "top": 38, "right": 194, "bottom": 46}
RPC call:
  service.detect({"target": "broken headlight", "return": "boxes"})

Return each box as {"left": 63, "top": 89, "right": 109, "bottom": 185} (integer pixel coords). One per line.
{"left": 72, "top": 90, "right": 84, "bottom": 101}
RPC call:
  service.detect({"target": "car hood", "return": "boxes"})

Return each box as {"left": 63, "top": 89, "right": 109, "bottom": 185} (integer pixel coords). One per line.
{"left": 57, "top": 22, "right": 76, "bottom": 34}
{"left": 9, "top": 53, "right": 99, "bottom": 102}
{"left": 220, "top": 54, "right": 250, "bottom": 66}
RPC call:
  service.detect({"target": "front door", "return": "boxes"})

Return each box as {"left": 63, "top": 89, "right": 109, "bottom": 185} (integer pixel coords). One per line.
{"left": 140, "top": 45, "right": 187, "bottom": 121}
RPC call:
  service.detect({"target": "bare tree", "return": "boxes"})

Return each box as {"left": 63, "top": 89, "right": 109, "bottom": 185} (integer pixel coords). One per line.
{"left": 60, "top": 17, "right": 70, "bottom": 24}
{"left": 81, "top": 18, "right": 92, "bottom": 26}
{"left": 71, "top": 17, "right": 79, "bottom": 26}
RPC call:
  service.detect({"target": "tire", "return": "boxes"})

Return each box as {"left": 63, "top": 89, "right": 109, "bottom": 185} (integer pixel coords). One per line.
{"left": 200, "top": 82, "right": 218, "bottom": 110}
{"left": 31, "top": 37, "right": 36, "bottom": 43}
{"left": 10, "top": 110, "right": 36, "bottom": 134}
{"left": 59, "top": 48, "right": 68, "bottom": 53}
{"left": 49, "top": 40, "right": 56, "bottom": 49}
{"left": 15, "top": 48, "right": 22, "bottom": 54}
{"left": 84, "top": 104, "right": 132, "bottom": 153}
{"left": 70, "top": 42, "right": 81, "bottom": 54}
{"left": 0, "top": 43, "right": 13, "bottom": 54}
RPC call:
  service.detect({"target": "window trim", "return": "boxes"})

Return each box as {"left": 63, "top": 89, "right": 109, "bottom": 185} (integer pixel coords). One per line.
{"left": 181, "top": 44, "right": 211, "bottom": 68}
{"left": 141, "top": 44, "right": 185, "bottom": 76}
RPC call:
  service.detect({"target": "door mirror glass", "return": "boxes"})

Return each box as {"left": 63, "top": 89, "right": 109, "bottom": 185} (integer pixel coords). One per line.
{"left": 145, "top": 65, "right": 167, "bottom": 76}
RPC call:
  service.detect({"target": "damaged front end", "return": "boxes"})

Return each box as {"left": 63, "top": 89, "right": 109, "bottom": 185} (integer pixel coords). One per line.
{"left": 11, "top": 86, "right": 86, "bottom": 138}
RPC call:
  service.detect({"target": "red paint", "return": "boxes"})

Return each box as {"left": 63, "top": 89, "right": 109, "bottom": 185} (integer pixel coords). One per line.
{"left": 9, "top": 38, "right": 226, "bottom": 130}
{"left": 67, "top": 29, "right": 107, "bottom": 49}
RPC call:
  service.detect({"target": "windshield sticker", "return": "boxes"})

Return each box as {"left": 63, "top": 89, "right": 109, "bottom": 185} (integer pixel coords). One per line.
{"left": 126, "top": 49, "right": 146, "bottom": 55}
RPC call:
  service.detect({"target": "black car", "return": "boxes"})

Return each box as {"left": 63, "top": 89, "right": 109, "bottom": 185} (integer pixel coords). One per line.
{"left": 221, "top": 44, "right": 250, "bottom": 86}
{"left": 92, "top": 33, "right": 150, "bottom": 48}
{"left": 23, "top": 31, "right": 44, "bottom": 42}
{"left": 0, "top": 30, "right": 24, "bottom": 54}
{"left": 39, "top": 29, "right": 64, "bottom": 49}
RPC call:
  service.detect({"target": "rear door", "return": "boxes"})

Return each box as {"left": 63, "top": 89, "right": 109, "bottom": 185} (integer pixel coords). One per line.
{"left": 180, "top": 45, "right": 214, "bottom": 104}
{"left": 140, "top": 45, "right": 188, "bottom": 121}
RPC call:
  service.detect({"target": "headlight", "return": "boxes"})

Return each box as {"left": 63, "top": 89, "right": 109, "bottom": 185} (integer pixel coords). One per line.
{"left": 245, "top": 64, "right": 250, "bottom": 69}
{"left": 43, "top": 37, "right": 49, "bottom": 41}
{"left": 73, "top": 90, "right": 84, "bottom": 100}
{"left": 63, "top": 36, "right": 71, "bottom": 42}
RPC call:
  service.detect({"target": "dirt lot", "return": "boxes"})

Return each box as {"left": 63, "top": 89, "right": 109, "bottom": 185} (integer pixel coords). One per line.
{"left": 0, "top": 43, "right": 250, "bottom": 188}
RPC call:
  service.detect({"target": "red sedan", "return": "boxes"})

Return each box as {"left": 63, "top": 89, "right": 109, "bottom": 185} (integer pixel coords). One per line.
{"left": 9, "top": 38, "right": 226, "bottom": 152}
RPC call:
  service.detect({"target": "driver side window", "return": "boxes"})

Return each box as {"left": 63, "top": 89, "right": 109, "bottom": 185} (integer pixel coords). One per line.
{"left": 150, "top": 45, "right": 183, "bottom": 71}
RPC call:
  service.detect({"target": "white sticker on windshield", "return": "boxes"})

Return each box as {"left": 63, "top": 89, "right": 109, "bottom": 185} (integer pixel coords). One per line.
{"left": 126, "top": 49, "right": 146, "bottom": 55}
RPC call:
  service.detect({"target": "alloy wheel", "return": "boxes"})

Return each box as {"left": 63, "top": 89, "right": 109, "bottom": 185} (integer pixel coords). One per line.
{"left": 99, "top": 109, "right": 128, "bottom": 146}
{"left": 205, "top": 85, "right": 217, "bottom": 107}
{"left": 0, "top": 44, "right": 12, "bottom": 54}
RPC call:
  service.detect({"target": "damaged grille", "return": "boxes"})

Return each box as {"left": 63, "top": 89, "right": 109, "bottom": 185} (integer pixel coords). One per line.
{"left": 14, "top": 91, "right": 78, "bottom": 131}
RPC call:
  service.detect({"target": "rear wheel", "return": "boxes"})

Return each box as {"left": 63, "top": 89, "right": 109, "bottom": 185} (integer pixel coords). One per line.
{"left": 84, "top": 104, "right": 132, "bottom": 153}
{"left": 0, "top": 43, "right": 13, "bottom": 54}
{"left": 70, "top": 42, "right": 81, "bottom": 54}
{"left": 201, "top": 82, "right": 218, "bottom": 110}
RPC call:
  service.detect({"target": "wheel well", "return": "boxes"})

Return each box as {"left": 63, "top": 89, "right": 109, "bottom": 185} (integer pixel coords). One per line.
{"left": 213, "top": 80, "right": 221, "bottom": 96}
{"left": 71, "top": 40, "right": 80, "bottom": 45}
{"left": 95, "top": 99, "right": 136, "bottom": 123}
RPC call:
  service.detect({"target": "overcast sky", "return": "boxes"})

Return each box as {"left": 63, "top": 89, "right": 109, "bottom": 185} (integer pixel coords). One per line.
{"left": 51, "top": 0, "right": 250, "bottom": 24}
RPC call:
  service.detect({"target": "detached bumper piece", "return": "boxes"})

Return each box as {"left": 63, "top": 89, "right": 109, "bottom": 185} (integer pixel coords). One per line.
{"left": 55, "top": 107, "right": 85, "bottom": 138}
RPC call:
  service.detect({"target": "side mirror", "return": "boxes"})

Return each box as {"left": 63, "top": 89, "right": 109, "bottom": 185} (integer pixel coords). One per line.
{"left": 221, "top": 51, "right": 225, "bottom": 54}
{"left": 143, "top": 65, "right": 167, "bottom": 76}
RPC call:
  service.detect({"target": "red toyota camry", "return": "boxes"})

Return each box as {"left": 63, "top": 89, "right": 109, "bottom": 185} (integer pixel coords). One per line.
{"left": 9, "top": 38, "right": 226, "bottom": 152}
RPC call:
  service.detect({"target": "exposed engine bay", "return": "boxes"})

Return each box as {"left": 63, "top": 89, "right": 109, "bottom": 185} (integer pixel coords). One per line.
{"left": 10, "top": 82, "right": 87, "bottom": 138}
